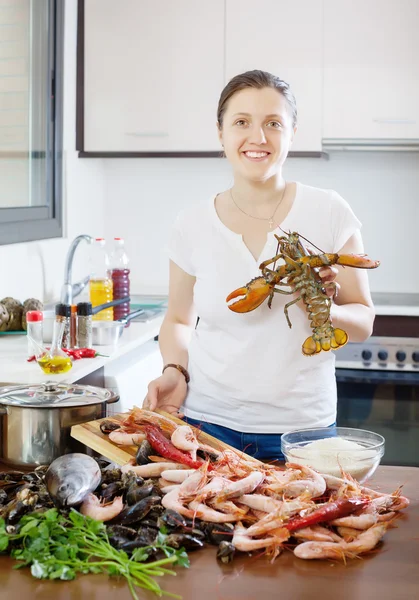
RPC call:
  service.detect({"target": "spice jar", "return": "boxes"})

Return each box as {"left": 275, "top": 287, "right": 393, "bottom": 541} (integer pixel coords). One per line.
{"left": 55, "top": 303, "right": 71, "bottom": 349}
{"left": 77, "top": 302, "right": 93, "bottom": 349}
{"left": 26, "top": 310, "right": 44, "bottom": 359}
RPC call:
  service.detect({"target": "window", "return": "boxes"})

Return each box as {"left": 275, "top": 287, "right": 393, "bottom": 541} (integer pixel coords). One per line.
{"left": 0, "top": 0, "right": 63, "bottom": 245}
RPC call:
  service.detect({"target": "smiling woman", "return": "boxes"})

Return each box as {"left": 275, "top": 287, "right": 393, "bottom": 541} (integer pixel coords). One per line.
{"left": 0, "top": 0, "right": 64, "bottom": 245}
{"left": 142, "top": 69, "right": 376, "bottom": 462}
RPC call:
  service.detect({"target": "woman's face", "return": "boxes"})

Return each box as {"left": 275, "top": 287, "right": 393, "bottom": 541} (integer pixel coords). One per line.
{"left": 218, "top": 87, "right": 296, "bottom": 182}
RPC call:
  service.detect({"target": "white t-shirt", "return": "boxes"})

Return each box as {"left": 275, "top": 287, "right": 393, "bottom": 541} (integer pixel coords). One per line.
{"left": 168, "top": 182, "right": 362, "bottom": 433}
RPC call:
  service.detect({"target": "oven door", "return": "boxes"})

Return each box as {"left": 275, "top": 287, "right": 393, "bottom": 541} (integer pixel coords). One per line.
{"left": 336, "top": 368, "right": 419, "bottom": 467}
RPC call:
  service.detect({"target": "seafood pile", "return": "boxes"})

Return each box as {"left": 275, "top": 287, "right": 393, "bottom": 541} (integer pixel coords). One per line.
{"left": 226, "top": 230, "right": 380, "bottom": 355}
{"left": 99, "top": 409, "right": 410, "bottom": 562}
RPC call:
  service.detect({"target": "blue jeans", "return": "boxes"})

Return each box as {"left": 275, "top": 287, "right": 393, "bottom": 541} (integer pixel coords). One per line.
{"left": 185, "top": 416, "right": 337, "bottom": 462}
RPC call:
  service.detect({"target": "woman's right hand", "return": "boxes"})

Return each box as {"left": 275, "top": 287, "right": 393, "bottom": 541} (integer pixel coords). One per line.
{"left": 142, "top": 368, "right": 188, "bottom": 417}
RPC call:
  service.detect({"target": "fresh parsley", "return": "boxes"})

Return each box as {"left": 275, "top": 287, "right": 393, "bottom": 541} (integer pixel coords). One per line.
{"left": 0, "top": 508, "right": 189, "bottom": 599}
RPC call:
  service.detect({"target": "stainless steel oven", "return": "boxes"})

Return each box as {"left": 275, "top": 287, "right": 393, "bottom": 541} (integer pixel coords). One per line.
{"left": 335, "top": 332, "right": 419, "bottom": 467}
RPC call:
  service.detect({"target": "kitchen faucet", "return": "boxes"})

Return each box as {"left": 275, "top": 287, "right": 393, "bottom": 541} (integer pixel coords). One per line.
{"left": 60, "top": 234, "right": 93, "bottom": 305}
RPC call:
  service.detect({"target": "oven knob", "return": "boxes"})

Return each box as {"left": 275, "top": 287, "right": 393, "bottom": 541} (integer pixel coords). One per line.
{"left": 361, "top": 350, "right": 372, "bottom": 361}
{"left": 378, "top": 350, "right": 388, "bottom": 362}
{"left": 396, "top": 351, "right": 406, "bottom": 362}
{"left": 412, "top": 351, "right": 419, "bottom": 363}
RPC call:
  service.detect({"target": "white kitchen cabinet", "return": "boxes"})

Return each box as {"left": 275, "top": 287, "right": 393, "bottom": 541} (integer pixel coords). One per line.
{"left": 323, "top": 0, "right": 419, "bottom": 141}
{"left": 224, "top": 0, "right": 323, "bottom": 152}
{"left": 83, "top": 0, "right": 224, "bottom": 152}
{"left": 104, "top": 339, "right": 163, "bottom": 415}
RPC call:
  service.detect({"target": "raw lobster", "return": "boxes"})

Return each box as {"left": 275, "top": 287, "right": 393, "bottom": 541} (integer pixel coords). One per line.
{"left": 226, "top": 231, "right": 380, "bottom": 356}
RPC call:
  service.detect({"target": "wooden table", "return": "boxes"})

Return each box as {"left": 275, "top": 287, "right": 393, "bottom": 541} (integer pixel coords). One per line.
{"left": 0, "top": 466, "right": 418, "bottom": 600}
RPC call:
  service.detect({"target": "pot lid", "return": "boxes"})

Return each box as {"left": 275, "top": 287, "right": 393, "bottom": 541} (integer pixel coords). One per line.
{"left": 0, "top": 381, "right": 116, "bottom": 407}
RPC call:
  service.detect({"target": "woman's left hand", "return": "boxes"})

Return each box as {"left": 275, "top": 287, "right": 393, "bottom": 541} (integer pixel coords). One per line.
{"left": 318, "top": 265, "right": 340, "bottom": 300}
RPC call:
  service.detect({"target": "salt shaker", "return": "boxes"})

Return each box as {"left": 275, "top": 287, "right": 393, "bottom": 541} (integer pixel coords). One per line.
{"left": 76, "top": 302, "right": 93, "bottom": 348}
{"left": 26, "top": 310, "right": 44, "bottom": 358}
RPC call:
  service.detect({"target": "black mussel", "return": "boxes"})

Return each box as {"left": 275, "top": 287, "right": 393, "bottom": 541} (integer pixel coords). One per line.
{"left": 137, "top": 518, "right": 159, "bottom": 529}
{"left": 134, "top": 526, "right": 158, "bottom": 547}
{"left": 201, "top": 522, "right": 235, "bottom": 545}
{"left": 100, "top": 420, "right": 121, "bottom": 434}
{"left": 165, "top": 533, "right": 205, "bottom": 552}
{"left": 100, "top": 481, "right": 125, "bottom": 502}
{"left": 158, "top": 509, "right": 189, "bottom": 530}
{"left": 135, "top": 440, "right": 153, "bottom": 465}
{"left": 217, "top": 541, "right": 236, "bottom": 564}
{"left": 0, "top": 471, "right": 25, "bottom": 481}
{"left": 126, "top": 482, "right": 153, "bottom": 505}
{"left": 121, "top": 472, "right": 144, "bottom": 487}
{"left": 45, "top": 454, "right": 101, "bottom": 508}
{"left": 107, "top": 495, "right": 161, "bottom": 526}
{"left": 107, "top": 524, "right": 138, "bottom": 549}
{"left": 0, "top": 489, "right": 8, "bottom": 505}
{"left": 100, "top": 468, "right": 123, "bottom": 485}
{"left": 190, "top": 528, "right": 206, "bottom": 541}
{"left": 34, "top": 465, "right": 49, "bottom": 480}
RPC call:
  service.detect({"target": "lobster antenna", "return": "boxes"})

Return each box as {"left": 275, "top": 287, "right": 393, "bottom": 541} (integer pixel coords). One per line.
{"left": 297, "top": 232, "right": 325, "bottom": 254}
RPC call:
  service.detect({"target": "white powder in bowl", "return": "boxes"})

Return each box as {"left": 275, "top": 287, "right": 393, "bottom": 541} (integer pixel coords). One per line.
{"left": 285, "top": 436, "right": 380, "bottom": 480}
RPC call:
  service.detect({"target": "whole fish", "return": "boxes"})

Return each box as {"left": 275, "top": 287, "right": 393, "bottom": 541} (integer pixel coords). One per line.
{"left": 45, "top": 453, "right": 101, "bottom": 507}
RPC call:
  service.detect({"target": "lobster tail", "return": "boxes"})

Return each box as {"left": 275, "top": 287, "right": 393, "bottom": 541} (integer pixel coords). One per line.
{"left": 302, "top": 328, "right": 348, "bottom": 356}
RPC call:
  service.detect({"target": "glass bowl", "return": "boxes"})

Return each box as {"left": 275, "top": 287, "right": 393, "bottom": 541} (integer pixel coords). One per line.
{"left": 281, "top": 427, "right": 385, "bottom": 483}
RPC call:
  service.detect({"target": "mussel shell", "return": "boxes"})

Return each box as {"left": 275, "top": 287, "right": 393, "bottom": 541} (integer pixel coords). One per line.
{"left": 135, "top": 440, "right": 153, "bottom": 465}
{"left": 216, "top": 541, "right": 236, "bottom": 564}
{"left": 45, "top": 453, "right": 101, "bottom": 507}
{"left": 100, "top": 420, "right": 121, "bottom": 434}
{"left": 126, "top": 482, "right": 154, "bottom": 505}
{"left": 100, "top": 481, "right": 125, "bottom": 502}
{"left": 200, "top": 522, "right": 235, "bottom": 545}
{"left": 107, "top": 495, "right": 161, "bottom": 526}
{"left": 107, "top": 524, "right": 138, "bottom": 549}
{"left": 165, "top": 533, "right": 205, "bottom": 551}
{"left": 0, "top": 489, "right": 8, "bottom": 505}
{"left": 158, "top": 509, "right": 189, "bottom": 530}
{"left": 101, "top": 468, "right": 123, "bottom": 484}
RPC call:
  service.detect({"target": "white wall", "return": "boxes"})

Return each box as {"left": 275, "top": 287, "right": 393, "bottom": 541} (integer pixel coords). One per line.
{"left": 0, "top": 0, "right": 106, "bottom": 303}
{"left": 103, "top": 151, "right": 419, "bottom": 295}
{"left": 1, "top": 3, "right": 418, "bottom": 304}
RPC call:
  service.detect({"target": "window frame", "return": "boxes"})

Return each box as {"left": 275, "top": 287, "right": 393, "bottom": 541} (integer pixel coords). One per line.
{"left": 0, "top": 0, "right": 64, "bottom": 246}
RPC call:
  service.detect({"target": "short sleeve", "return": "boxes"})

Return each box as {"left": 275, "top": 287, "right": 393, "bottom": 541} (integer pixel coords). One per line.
{"left": 167, "top": 212, "right": 196, "bottom": 276}
{"left": 330, "top": 191, "right": 362, "bottom": 252}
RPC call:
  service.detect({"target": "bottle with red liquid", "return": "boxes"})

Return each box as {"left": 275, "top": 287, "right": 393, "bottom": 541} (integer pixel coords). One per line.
{"left": 110, "top": 237, "right": 131, "bottom": 322}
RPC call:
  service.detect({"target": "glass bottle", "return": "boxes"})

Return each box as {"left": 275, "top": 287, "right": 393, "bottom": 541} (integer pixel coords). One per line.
{"left": 55, "top": 303, "right": 71, "bottom": 349}
{"left": 89, "top": 237, "right": 114, "bottom": 321}
{"left": 77, "top": 302, "right": 93, "bottom": 348}
{"left": 37, "top": 320, "right": 73, "bottom": 375}
{"left": 110, "top": 237, "right": 131, "bottom": 322}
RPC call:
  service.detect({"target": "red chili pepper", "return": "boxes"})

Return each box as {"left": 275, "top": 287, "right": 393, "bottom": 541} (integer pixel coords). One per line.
{"left": 27, "top": 355, "right": 36, "bottom": 362}
{"left": 284, "top": 498, "right": 370, "bottom": 532}
{"left": 143, "top": 424, "right": 210, "bottom": 470}
{"left": 63, "top": 348, "right": 108, "bottom": 359}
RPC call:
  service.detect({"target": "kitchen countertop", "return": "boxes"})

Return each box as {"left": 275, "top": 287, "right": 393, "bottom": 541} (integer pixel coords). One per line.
{"left": 0, "top": 465, "right": 417, "bottom": 599}
{"left": 0, "top": 315, "right": 164, "bottom": 386}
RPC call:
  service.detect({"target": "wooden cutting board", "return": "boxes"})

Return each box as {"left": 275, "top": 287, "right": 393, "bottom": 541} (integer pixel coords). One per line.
{"left": 71, "top": 408, "right": 262, "bottom": 466}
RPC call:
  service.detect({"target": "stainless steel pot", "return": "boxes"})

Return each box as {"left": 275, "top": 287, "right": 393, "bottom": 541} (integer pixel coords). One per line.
{"left": 0, "top": 381, "right": 119, "bottom": 467}
{"left": 92, "top": 308, "right": 147, "bottom": 346}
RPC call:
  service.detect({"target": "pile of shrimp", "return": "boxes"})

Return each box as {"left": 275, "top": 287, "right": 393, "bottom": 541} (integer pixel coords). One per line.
{"left": 102, "top": 408, "right": 410, "bottom": 561}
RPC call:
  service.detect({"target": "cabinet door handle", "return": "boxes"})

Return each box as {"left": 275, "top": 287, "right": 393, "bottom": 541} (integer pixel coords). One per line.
{"left": 125, "top": 131, "right": 169, "bottom": 137}
{"left": 372, "top": 118, "right": 416, "bottom": 125}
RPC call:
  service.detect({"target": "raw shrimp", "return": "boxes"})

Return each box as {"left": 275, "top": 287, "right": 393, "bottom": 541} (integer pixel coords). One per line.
{"left": 336, "top": 526, "right": 361, "bottom": 542}
{"left": 160, "top": 469, "right": 196, "bottom": 483}
{"left": 80, "top": 494, "right": 124, "bottom": 522}
{"left": 282, "top": 463, "right": 326, "bottom": 498}
{"left": 245, "top": 498, "right": 313, "bottom": 537}
{"left": 294, "top": 523, "right": 388, "bottom": 560}
{"left": 121, "top": 461, "right": 186, "bottom": 477}
{"left": 293, "top": 525, "right": 341, "bottom": 543}
{"left": 213, "top": 471, "right": 264, "bottom": 503}
{"left": 238, "top": 494, "right": 283, "bottom": 514}
{"left": 331, "top": 513, "right": 378, "bottom": 530}
{"left": 232, "top": 522, "right": 289, "bottom": 552}
{"left": 171, "top": 426, "right": 199, "bottom": 461}
{"left": 108, "top": 431, "right": 146, "bottom": 445}
{"left": 179, "top": 469, "right": 207, "bottom": 499}
{"left": 188, "top": 499, "right": 242, "bottom": 523}
{"left": 161, "top": 486, "right": 195, "bottom": 519}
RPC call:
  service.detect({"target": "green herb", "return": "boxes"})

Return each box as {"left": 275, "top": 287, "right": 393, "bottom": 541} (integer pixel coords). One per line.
{"left": 0, "top": 508, "right": 189, "bottom": 599}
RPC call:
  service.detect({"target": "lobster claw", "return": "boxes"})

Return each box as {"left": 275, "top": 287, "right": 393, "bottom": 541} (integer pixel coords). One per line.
{"left": 226, "top": 276, "right": 273, "bottom": 313}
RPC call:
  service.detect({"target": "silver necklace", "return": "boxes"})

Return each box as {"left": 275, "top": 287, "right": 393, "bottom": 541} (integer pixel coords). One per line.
{"left": 230, "top": 182, "right": 287, "bottom": 229}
